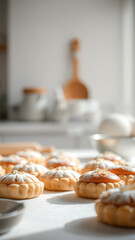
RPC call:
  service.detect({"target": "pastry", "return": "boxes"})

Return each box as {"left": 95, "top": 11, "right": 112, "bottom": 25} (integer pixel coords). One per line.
{"left": 47, "top": 151, "right": 80, "bottom": 165}
{"left": 95, "top": 185, "right": 135, "bottom": 227}
{"left": 108, "top": 166, "right": 135, "bottom": 184}
{"left": 0, "top": 170, "right": 44, "bottom": 199}
{"left": 97, "top": 151, "right": 127, "bottom": 165}
{"left": 16, "top": 150, "right": 46, "bottom": 164}
{"left": 45, "top": 157, "right": 79, "bottom": 172}
{"left": 39, "top": 167, "right": 80, "bottom": 191}
{"left": 127, "top": 176, "right": 135, "bottom": 186}
{"left": 81, "top": 158, "right": 115, "bottom": 174}
{"left": 74, "top": 169, "right": 124, "bottom": 199}
{"left": 13, "top": 162, "right": 48, "bottom": 178}
{"left": 0, "top": 155, "right": 27, "bottom": 173}
{"left": 0, "top": 166, "right": 5, "bottom": 176}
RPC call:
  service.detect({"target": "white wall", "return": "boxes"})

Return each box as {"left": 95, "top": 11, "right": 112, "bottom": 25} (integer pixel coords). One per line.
{"left": 8, "top": 0, "right": 123, "bottom": 110}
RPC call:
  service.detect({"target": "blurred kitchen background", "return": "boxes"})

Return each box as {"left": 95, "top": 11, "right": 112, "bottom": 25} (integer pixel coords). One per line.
{"left": 0, "top": 0, "right": 134, "bottom": 148}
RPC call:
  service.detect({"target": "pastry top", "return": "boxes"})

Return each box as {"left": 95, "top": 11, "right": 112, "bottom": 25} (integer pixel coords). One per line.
{"left": 47, "top": 151, "right": 80, "bottom": 164}
{"left": 0, "top": 170, "right": 40, "bottom": 184}
{"left": 17, "top": 150, "right": 44, "bottom": 159}
{"left": 13, "top": 162, "right": 48, "bottom": 173}
{"left": 0, "top": 166, "right": 5, "bottom": 174}
{"left": 100, "top": 185, "right": 135, "bottom": 206}
{"left": 0, "top": 155, "right": 27, "bottom": 165}
{"left": 83, "top": 158, "right": 115, "bottom": 170}
{"left": 46, "top": 157, "right": 77, "bottom": 169}
{"left": 96, "top": 151, "right": 127, "bottom": 165}
{"left": 108, "top": 166, "right": 135, "bottom": 175}
{"left": 0, "top": 166, "right": 3, "bottom": 171}
{"left": 79, "top": 169, "right": 121, "bottom": 183}
{"left": 98, "top": 151, "right": 126, "bottom": 165}
{"left": 41, "top": 167, "right": 80, "bottom": 179}
{"left": 100, "top": 151, "right": 122, "bottom": 161}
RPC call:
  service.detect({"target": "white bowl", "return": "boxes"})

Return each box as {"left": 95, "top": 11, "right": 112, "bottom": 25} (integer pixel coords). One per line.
{"left": 89, "top": 134, "right": 135, "bottom": 160}
{"left": 0, "top": 199, "right": 25, "bottom": 234}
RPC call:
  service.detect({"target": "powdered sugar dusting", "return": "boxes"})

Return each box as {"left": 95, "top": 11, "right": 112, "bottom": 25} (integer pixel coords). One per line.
{"left": 17, "top": 150, "right": 43, "bottom": 158}
{"left": 100, "top": 186, "right": 135, "bottom": 205}
{"left": 42, "top": 167, "right": 80, "bottom": 179}
{"left": 1, "top": 155, "right": 27, "bottom": 164}
{"left": 0, "top": 171, "right": 39, "bottom": 184}
{"left": 14, "top": 163, "right": 48, "bottom": 173}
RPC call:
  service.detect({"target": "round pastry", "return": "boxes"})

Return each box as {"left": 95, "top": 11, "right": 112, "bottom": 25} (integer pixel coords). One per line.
{"left": 13, "top": 162, "right": 48, "bottom": 179}
{"left": 0, "top": 166, "right": 5, "bottom": 176}
{"left": 16, "top": 150, "right": 46, "bottom": 165}
{"left": 0, "top": 170, "right": 44, "bottom": 199}
{"left": 47, "top": 151, "right": 80, "bottom": 165}
{"left": 98, "top": 151, "right": 127, "bottom": 166}
{"left": 39, "top": 167, "right": 80, "bottom": 191}
{"left": 108, "top": 166, "right": 135, "bottom": 184}
{"left": 127, "top": 176, "right": 135, "bottom": 186}
{"left": 74, "top": 169, "right": 125, "bottom": 199}
{"left": 81, "top": 158, "right": 115, "bottom": 174}
{"left": 95, "top": 186, "right": 135, "bottom": 227}
{"left": 45, "top": 157, "right": 79, "bottom": 172}
{"left": 0, "top": 155, "right": 27, "bottom": 173}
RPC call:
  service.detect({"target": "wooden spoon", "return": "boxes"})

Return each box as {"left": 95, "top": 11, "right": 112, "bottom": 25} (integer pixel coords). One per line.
{"left": 63, "top": 39, "right": 89, "bottom": 99}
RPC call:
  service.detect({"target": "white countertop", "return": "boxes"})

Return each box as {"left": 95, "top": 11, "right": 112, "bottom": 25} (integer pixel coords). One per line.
{"left": 0, "top": 149, "right": 135, "bottom": 240}
{"left": 0, "top": 121, "right": 97, "bottom": 135}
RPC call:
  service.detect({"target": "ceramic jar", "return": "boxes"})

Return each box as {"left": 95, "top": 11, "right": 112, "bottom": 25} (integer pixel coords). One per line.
{"left": 19, "top": 88, "right": 47, "bottom": 121}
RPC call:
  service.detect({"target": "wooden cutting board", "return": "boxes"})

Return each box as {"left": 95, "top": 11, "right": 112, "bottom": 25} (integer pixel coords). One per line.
{"left": 0, "top": 142, "right": 55, "bottom": 156}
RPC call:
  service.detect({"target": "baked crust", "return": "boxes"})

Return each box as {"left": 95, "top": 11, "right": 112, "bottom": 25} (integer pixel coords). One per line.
{"left": 0, "top": 155, "right": 27, "bottom": 173}
{"left": 13, "top": 163, "right": 48, "bottom": 179}
{"left": 74, "top": 169, "right": 125, "bottom": 199}
{"left": 74, "top": 180, "right": 124, "bottom": 199}
{"left": 39, "top": 167, "right": 80, "bottom": 191}
{"left": 81, "top": 158, "right": 115, "bottom": 174}
{"left": 98, "top": 151, "right": 127, "bottom": 166}
{"left": 45, "top": 157, "right": 79, "bottom": 172}
{"left": 0, "top": 171, "right": 44, "bottom": 199}
{"left": 16, "top": 150, "right": 46, "bottom": 165}
{"left": 108, "top": 166, "right": 135, "bottom": 184}
{"left": 95, "top": 200, "right": 135, "bottom": 227}
{"left": 95, "top": 186, "right": 135, "bottom": 227}
{"left": 127, "top": 177, "right": 135, "bottom": 186}
{"left": 46, "top": 151, "right": 80, "bottom": 165}
{"left": 0, "top": 166, "right": 5, "bottom": 176}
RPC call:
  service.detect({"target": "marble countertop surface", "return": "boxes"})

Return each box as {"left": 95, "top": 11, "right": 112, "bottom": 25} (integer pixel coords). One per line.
{"left": 1, "top": 190, "right": 135, "bottom": 240}
{"left": 0, "top": 149, "right": 135, "bottom": 240}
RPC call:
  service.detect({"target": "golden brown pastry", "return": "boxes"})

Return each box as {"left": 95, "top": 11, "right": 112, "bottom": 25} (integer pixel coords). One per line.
{"left": 97, "top": 151, "right": 127, "bottom": 166}
{"left": 0, "top": 170, "right": 44, "bottom": 199}
{"left": 13, "top": 162, "right": 48, "bottom": 179}
{"left": 16, "top": 150, "right": 46, "bottom": 165}
{"left": 0, "top": 155, "right": 27, "bottom": 173}
{"left": 39, "top": 167, "right": 80, "bottom": 191}
{"left": 45, "top": 157, "right": 79, "bottom": 172}
{"left": 108, "top": 166, "right": 135, "bottom": 184}
{"left": 47, "top": 151, "right": 80, "bottom": 165}
{"left": 74, "top": 169, "right": 124, "bottom": 199}
{"left": 127, "top": 176, "right": 135, "bottom": 186}
{"left": 95, "top": 185, "right": 135, "bottom": 227}
{"left": 0, "top": 166, "right": 5, "bottom": 176}
{"left": 81, "top": 158, "right": 115, "bottom": 174}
